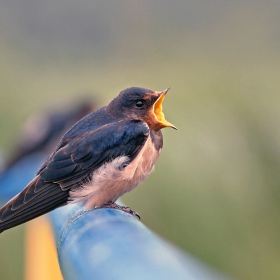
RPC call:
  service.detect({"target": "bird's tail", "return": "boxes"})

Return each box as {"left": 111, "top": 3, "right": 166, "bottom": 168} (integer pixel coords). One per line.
{"left": 0, "top": 175, "right": 68, "bottom": 233}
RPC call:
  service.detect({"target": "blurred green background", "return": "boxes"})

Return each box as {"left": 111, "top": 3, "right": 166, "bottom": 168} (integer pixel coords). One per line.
{"left": 1, "top": 1, "right": 280, "bottom": 279}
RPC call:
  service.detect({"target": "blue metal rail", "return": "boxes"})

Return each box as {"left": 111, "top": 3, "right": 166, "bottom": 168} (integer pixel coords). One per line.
{"left": 49, "top": 203, "right": 224, "bottom": 280}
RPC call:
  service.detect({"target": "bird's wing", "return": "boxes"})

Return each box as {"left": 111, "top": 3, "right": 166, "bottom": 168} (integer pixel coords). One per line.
{"left": 39, "top": 119, "right": 150, "bottom": 190}
{"left": 0, "top": 176, "right": 69, "bottom": 232}
{"left": 0, "top": 120, "right": 149, "bottom": 232}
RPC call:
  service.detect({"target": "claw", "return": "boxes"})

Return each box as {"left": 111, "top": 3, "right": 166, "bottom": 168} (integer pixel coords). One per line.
{"left": 101, "top": 201, "right": 140, "bottom": 219}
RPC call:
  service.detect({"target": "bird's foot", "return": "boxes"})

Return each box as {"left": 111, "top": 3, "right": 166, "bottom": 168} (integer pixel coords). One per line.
{"left": 102, "top": 201, "right": 140, "bottom": 219}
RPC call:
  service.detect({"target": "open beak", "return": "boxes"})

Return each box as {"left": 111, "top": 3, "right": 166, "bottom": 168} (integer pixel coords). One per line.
{"left": 150, "top": 87, "right": 177, "bottom": 131}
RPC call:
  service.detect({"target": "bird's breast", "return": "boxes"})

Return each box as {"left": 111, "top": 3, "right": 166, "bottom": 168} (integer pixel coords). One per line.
{"left": 124, "top": 134, "right": 162, "bottom": 187}
{"left": 69, "top": 134, "right": 162, "bottom": 209}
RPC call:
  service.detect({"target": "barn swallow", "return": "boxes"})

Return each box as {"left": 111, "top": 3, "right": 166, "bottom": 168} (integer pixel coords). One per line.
{"left": 4, "top": 99, "right": 94, "bottom": 170}
{"left": 0, "top": 87, "right": 176, "bottom": 233}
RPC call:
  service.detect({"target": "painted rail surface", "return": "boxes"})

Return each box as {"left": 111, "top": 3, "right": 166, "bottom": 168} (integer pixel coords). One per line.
{"left": 49, "top": 203, "right": 224, "bottom": 280}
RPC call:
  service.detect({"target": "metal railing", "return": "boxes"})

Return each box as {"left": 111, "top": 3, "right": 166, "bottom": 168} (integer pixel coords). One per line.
{"left": 48, "top": 203, "right": 224, "bottom": 280}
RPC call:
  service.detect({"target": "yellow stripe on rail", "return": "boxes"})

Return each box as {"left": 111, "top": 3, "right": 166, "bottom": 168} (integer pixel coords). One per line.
{"left": 24, "top": 216, "right": 63, "bottom": 280}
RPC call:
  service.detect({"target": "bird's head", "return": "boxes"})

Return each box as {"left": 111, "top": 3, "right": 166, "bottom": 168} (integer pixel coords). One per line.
{"left": 107, "top": 87, "right": 177, "bottom": 132}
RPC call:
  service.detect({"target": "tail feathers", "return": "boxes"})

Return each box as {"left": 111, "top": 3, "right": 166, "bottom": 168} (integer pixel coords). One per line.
{"left": 0, "top": 176, "right": 68, "bottom": 233}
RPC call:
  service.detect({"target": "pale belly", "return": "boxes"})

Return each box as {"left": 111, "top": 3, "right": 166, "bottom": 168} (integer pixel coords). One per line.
{"left": 68, "top": 135, "right": 161, "bottom": 209}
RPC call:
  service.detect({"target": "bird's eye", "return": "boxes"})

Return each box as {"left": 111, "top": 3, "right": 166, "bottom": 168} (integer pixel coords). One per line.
{"left": 135, "top": 100, "right": 145, "bottom": 108}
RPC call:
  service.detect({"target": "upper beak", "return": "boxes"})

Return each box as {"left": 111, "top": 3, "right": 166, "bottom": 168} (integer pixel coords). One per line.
{"left": 152, "top": 87, "right": 177, "bottom": 131}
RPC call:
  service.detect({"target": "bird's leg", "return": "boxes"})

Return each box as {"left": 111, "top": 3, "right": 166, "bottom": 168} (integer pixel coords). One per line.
{"left": 102, "top": 201, "right": 140, "bottom": 219}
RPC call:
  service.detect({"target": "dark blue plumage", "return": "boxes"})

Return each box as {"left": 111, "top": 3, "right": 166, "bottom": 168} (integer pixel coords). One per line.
{"left": 40, "top": 120, "right": 149, "bottom": 184}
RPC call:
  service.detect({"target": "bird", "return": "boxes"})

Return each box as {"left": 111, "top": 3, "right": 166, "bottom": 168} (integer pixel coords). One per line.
{"left": 0, "top": 87, "right": 176, "bottom": 233}
{"left": 3, "top": 99, "right": 95, "bottom": 171}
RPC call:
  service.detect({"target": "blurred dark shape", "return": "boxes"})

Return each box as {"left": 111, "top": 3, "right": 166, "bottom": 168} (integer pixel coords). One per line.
{"left": 4, "top": 98, "right": 96, "bottom": 171}
{"left": 0, "top": 96, "right": 97, "bottom": 201}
